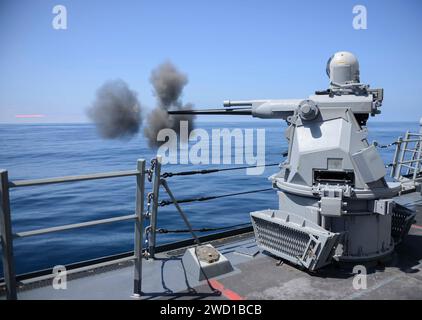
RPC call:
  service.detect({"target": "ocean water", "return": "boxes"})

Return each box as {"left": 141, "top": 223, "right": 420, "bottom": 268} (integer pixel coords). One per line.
{"left": 0, "top": 120, "right": 419, "bottom": 276}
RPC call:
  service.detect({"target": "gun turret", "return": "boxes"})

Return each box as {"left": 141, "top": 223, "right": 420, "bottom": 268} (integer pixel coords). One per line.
{"left": 168, "top": 90, "right": 381, "bottom": 122}
{"left": 167, "top": 51, "right": 404, "bottom": 272}
{"left": 168, "top": 53, "right": 383, "bottom": 122}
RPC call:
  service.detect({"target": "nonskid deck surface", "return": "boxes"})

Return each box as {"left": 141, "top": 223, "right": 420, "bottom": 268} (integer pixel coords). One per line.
{"left": 2, "top": 192, "right": 422, "bottom": 300}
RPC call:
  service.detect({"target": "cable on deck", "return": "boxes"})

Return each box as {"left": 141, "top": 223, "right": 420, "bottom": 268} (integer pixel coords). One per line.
{"left": 158, "top": 188, "right": 274, "bottom": 207}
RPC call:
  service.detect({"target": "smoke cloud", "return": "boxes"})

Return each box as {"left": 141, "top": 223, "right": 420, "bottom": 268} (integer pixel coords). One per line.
{"left": 150, "top": 61, "right": 188, "bottom": 108}
{"left": 88, "top": 62, "right": 194, "bottom": 147}
{"left": 144, "top": 62, "right": 195, "bottom": 148}
{"left": 143, "top": 103, "right": 195, "bottom": 147}
{"left": 87, "top": 79, "right": 142, "bottom": 139}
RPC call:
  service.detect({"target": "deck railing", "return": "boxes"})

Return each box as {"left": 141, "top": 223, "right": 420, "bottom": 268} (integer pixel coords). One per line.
{"left": 0, "top": 155, "right": 273, "bottom": 300}
{"left": 390, "top": 130, "right": 422, "bottom": 182}
{"left": 0, "top": 159, "right": 147, "bottom": 300}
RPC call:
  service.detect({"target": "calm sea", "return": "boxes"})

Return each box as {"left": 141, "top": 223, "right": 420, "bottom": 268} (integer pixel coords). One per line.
{"left": 0, "top": 120, "right": 419, "bottom": 276}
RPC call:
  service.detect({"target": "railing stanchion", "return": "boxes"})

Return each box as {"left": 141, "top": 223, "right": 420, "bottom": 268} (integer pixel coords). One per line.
{"left": 0, "top": 170, "right": 17, "bottom": 300}
{"left": 149, "top": 156, "right": 162, "bottom": 258}
{"left": 391, "top": 137, "right": 402, "bottom": 179}
{"left": 396, "top": 131, "right": 409, "bottom": 180}
{"left": 133, "top": 159, "right": 146, "bottom": 296}
{"left": 413, "top": 138, "right": 422, "bottom": 181}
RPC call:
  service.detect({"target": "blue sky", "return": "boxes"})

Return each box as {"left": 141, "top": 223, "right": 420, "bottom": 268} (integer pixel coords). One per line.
{"left": 0, "top": 0, "right": 421, "bottom": 123}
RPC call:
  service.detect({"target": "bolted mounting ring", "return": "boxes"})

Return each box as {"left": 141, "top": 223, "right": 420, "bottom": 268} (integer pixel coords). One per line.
{"left": 298, "top": 99, "right": 319, "bottom": 121}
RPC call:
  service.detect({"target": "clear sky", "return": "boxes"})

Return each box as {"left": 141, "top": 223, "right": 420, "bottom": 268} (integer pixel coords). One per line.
{"left": 0, "top": 0, "right": 421, "bottom": 123}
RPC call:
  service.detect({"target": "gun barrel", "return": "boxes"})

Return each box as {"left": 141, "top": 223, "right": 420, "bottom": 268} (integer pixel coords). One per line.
{"left": 223, "top": 100, "right": 253, "bottom": 107}
{"left": 223, "top": 100, "right": 269, "bottom": 107}
{"left": 168, "top": 108, "right": 252, "bottom": 115}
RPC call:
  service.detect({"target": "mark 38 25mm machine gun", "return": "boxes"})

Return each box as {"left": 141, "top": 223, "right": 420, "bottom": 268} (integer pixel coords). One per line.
{"left": 169, "top": 52, "right": 415, "bottom": 270}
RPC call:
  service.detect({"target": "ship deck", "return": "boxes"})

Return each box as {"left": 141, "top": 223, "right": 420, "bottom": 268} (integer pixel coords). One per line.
{"left": 2, "top": 191, "right": 422, "bottom": 300}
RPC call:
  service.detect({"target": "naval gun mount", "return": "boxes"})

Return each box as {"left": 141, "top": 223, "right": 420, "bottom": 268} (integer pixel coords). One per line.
{"left": 168, "top": 51, "right": 415, "bottom": 271}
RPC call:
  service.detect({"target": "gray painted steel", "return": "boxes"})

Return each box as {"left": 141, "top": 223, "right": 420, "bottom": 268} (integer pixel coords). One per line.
{"left": 251, "top": 209, "right": 339, "bottom": 270}
{"left": 0, "top": 162, "right": 147, "bottom": 299}
{"left": 148, "top": 156, "right": 162, "bottom": 258}
{"left": 0, "top": 170, "right": 17, "bottom": 299}
{"left": 9, "top": 170, "right": 140, "bottom": 188}
{"left": 133, "top": 159, "right": 146, "bottom": 295}
{"left": 170, "top": 51, "right": 416, "bottom": 270}
{"left": 14, "top": 214, "right": 136, "bottom": 238}
{"left": 182, "top": 244, "right": 233, "bottom": 281}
